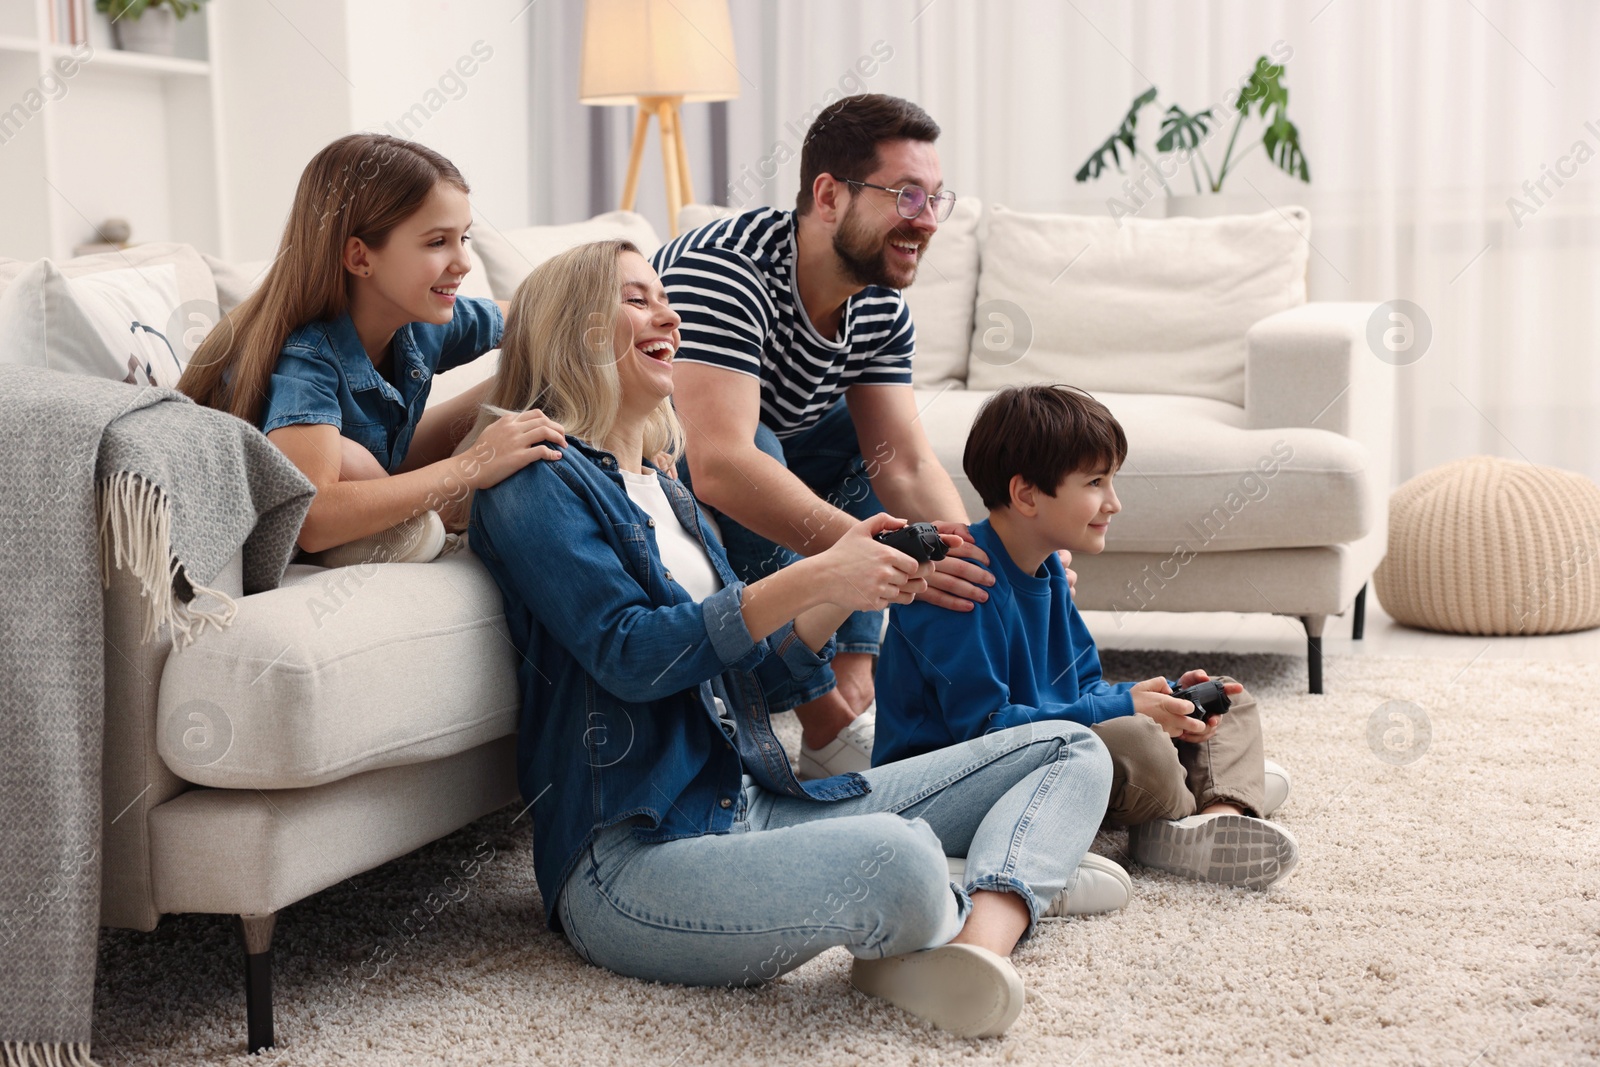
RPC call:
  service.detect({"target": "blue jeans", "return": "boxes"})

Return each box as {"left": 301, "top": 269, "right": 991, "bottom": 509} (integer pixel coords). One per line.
{"left": 555, "top": 720, "right": 1113, "bottom": 987}
{"left": 680, "top": 400, "right": 886, "bottom": 711}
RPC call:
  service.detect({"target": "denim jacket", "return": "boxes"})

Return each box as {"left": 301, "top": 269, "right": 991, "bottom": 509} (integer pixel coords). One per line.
{"left": 258, "top": 296, "right": 503, "bottom": 472}
{"left": 469, "top": 437, "right": 869, "bottom": 927}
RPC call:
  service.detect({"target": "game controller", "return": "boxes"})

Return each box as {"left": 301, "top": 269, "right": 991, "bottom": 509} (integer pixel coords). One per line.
{"left": 1170, "top": 679, "right": 1232, "bottom": 721}
{"left": 873, "top": 522, "right": 949, "bottom": 564}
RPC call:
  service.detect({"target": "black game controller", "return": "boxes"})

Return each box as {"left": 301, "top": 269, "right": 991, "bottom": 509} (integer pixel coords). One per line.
{"left": 873, "top": 522, "right": 949, "bottom": 564}
{"left": 1170, "top": 679, "right": 1232, "bottom": 721}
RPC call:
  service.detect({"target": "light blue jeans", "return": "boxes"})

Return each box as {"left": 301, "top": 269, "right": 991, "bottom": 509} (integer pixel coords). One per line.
{"left": 555, "top": 720, "right": 1112, "bottom": 987}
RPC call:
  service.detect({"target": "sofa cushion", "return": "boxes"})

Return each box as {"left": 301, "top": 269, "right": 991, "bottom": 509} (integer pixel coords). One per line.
{"left": 0, "top": 243, "right": 218, "bottom": 386}
{"left": 916, "top": 387, "right": 1374, "bottom": 553}
{"left": 964, "top": 207, "right": 1309, "bottom": 406}
{"left": 901, "top": 195, "right": 981, "bottom": 388}
{"left": 471, "top": 211, "right": 661, "bottom": 300}
{"left": 157, "top": 551, "right": 519, "bottom": 790}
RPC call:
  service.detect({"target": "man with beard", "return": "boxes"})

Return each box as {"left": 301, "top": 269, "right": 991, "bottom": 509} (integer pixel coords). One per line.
{"left": 654, "top": 94, "right": 993, "bottom": 779}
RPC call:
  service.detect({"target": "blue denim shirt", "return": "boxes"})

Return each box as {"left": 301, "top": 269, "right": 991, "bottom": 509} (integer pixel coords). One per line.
{"left": 258, "top": 296, "right": 503, "bottom": 472}
{"left": 469, "top": 438, "right": 869, "bottom": 928}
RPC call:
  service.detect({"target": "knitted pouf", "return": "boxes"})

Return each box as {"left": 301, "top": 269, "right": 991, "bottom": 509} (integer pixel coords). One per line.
{"left": 1374, "top": 455, "right": 1600, "bottom": 635}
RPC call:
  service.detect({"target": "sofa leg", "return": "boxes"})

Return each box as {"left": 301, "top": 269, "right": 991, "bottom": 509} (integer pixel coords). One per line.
{"left": 1300, "top": 615, "right": 1326, "bottom": 695}
{"left": 238, "top": 913, "right": 277, "bottom": 1054}
{"left": 1351, "top": 583, "right": 1368, "bottom": 641}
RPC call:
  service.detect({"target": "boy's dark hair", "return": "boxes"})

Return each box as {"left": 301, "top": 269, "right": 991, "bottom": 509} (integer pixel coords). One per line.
{"left": 796, "top": 94, "right": 940, "bottom": 215}
{"left": 964, "top": 385, "right": 1128, "bottom": 510}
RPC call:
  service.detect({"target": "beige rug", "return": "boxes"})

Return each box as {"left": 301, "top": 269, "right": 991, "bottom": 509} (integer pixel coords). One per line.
{"left": 91, "top": 653, "right": 1600, "bottom": 1065}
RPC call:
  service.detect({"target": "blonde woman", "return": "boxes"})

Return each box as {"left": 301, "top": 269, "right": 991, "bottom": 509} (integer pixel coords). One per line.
{"left": 466, "top": 240, "right": 1115, "bottom": 1039}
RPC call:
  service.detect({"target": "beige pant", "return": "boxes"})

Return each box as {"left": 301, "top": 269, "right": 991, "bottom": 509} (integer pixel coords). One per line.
{"left": 1090, "top": 677, "right": 1266, "bottom": 825}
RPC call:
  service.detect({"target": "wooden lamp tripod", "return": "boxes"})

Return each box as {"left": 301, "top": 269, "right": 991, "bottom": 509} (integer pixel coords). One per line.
{"left": 579, "top": 0, "right": 739, "bottom": 236}
{"left": 620, "top": 96, "right": 694, "bottom": 233}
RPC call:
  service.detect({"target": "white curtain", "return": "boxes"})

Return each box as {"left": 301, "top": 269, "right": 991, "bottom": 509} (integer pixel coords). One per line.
{"left": 532, "top": 0, "right": 1600, "bottom": 487}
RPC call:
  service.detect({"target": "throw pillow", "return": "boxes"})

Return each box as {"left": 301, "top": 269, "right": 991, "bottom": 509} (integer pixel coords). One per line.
{"left": 965, "top": 206, "right": 1310, "bottom": 406}
{"left": 0, "top": 243, "right": 218, "bottom": 387}
{"left": 470, "top": 211, "right": 662, "bottom": 300}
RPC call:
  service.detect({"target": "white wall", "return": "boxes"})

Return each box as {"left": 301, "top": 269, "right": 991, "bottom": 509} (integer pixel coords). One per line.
{"left": 213, "top": 0, "right": 531, "bottom": 261}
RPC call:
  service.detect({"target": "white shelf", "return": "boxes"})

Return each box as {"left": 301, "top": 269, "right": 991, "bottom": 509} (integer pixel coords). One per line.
{"left": 0, "top": 3, "right": 225, "bottom": 260}
{"left": 52, "top": 43, "right": 210, "bottom": 77}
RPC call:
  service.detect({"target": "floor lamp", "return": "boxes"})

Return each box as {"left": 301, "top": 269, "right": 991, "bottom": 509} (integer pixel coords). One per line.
{"left": 580, "top": 0, "right": 739, "bottom": 236}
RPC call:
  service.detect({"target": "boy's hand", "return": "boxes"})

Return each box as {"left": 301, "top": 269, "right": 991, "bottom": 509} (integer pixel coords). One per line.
{"left": 1057, "top": 549, "right": 1077, "bottom": 598}
{"left": 1168, "top": 671, "right": 1242, "bottom": 741}
{"left": 919, "top": 521, "right": 995, "bottom": 611}
{"left": 1130, "top": 677, "right": 1208, "bottom": 739}
{"left": 1174, "top": 669, "right": 1245, "bottom": 697}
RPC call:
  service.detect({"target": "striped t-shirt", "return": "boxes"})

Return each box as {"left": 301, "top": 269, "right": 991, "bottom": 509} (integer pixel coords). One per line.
{"left": 651, "top": 208, "right": 916, "bottom": 440}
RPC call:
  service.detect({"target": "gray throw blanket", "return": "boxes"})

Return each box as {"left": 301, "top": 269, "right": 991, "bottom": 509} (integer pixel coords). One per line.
{"left": 0, "top": 367, "right": 313, "bottom": 1066}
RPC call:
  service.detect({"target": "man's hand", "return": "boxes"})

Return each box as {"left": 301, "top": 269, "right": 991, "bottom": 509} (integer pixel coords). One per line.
{"left": 1057, "top": 548, "right": 1077, "bottom": 598}
{"left": 1130, "top": 677, "right": 1209, "bottom": 739}
{"left": 917, "top": 521, "right": 995, "bottom": 611}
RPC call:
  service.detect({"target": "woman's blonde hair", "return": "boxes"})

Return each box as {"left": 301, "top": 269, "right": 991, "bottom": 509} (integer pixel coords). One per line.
{"left": 179, "top": 134, "right": 470, "bottom": 424}
{"left": 474, "top": 239, "right": 684, "bottom": 466}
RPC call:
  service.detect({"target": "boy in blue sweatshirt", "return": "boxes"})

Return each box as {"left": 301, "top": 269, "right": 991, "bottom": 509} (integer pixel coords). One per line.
{"left": 874, "top": 384, "right": 1297, "bottom": 890}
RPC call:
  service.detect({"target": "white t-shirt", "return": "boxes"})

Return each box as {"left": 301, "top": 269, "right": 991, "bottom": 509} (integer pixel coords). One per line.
{"left": 620, "top": 467, "right": 733, "bottom": 735}
{"left": 620, "top": 468, "right": 722, "bottom": 603}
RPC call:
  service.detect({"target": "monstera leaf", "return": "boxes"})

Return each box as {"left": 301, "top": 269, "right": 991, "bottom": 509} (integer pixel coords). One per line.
{"left": 1075, "top": 87, "right": 1158, "bottom": 182}
{"left": 1263, "top": 113, "right": 1310, "bottom": 182}
{"left": 1236, "top": 56, "right": 1290, "bottom": 119}
{"left": 1156, "top": 105, "right": 1214, "bottom": 153}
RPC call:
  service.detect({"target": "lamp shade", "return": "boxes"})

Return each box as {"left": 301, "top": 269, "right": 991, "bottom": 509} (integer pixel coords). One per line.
{"left": 579, "top": 0, "right": 740, "bottom": 104}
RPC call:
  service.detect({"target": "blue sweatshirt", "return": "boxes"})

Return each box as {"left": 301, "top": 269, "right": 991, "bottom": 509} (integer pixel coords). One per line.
{"left": 873, "top": 519, "right": 1137, "bottom": 766}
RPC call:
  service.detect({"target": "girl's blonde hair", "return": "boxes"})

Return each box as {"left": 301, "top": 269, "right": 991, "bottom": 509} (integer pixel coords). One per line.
{"left": 179, "top": 134, "right": 470, "bottom": 424}
{"left": 473, "top": 239, "right": 684, "bottom": 466}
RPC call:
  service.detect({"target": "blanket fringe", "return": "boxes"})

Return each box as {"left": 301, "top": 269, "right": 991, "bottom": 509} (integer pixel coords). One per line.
{"left": 0, "top": 1042, "right": 101, "bottom": 1067}
{"left": 97, "top": 471, "right": 238, "bottom": 650}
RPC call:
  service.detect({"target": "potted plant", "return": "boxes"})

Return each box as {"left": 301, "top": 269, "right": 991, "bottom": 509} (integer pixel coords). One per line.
{"left": 96, "top": 0, "right": 209, "bottom": 57}
{"left": 1075, "top": 54, "right": 1310, "bottom": 218}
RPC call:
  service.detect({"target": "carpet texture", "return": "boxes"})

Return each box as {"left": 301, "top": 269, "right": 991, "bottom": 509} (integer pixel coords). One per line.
{"left": 91, "top": 653, "right": 1600, "bottom": 1065}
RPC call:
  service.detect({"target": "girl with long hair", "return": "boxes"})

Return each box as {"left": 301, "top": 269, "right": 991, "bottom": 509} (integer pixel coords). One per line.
{"left": 180, "top": 133, "right": 562, "bottom": 563}
{"left": 466, "top": 240, "right": 1118, "bottom": 1038}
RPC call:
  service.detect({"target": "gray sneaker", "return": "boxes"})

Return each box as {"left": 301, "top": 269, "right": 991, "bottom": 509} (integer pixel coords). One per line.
{"left": 1128, "top": 813, "right": 1298, "bottom": 889}
{"left": 1263, "top": 759, "right": 1291, "bottom": 817}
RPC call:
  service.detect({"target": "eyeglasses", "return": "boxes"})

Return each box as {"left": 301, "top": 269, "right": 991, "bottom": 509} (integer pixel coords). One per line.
{"left": 831, "top": 176, "right": 956, "bottom": 222}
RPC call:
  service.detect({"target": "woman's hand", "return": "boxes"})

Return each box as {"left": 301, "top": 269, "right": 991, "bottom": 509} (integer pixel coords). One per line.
{"left": 815, "top": 514, "right": 931, "bottom": 613}
{"left": 458, "top": 410, "right": 567, "bottom": 490}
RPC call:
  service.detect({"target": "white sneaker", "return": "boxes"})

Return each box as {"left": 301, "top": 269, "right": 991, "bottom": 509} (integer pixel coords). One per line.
{"left": 313, "top": 511, "right": 447, "bottom": 569}
{"left": 849, "top": 943, "right": 1024, "bottom": 1038}
{"left": 1128, "top": 813, "right": 1299, "bottom": 890}
{"left": 946, "top": 853, "right": 1132, "bottom": 917}
{"left": 798, "top": 707, "right": 875, "bottom": 779}
{"left": 1263, "top": 759, "right": 1291, "bottom": 817}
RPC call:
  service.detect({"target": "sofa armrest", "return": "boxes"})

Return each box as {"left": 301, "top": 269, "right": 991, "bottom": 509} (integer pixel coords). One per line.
{"left": 100, "top": 547, "right": 244, "bottom": 931}
{"left": 1245, "top": 302, "right": 1392, "bottom": 440}
{"left": 1246, "top": 301, "right": 1396, "bottom": 569}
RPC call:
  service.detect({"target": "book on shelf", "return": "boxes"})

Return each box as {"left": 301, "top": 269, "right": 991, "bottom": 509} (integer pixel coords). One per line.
{"left": 53, "top": 0, "right": 90, "bottom": 45}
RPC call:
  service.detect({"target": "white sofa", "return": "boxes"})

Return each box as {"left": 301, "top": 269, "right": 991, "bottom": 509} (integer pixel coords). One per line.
{"left": 1, "top": 197, "right": 1387, "bottom": 1053}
